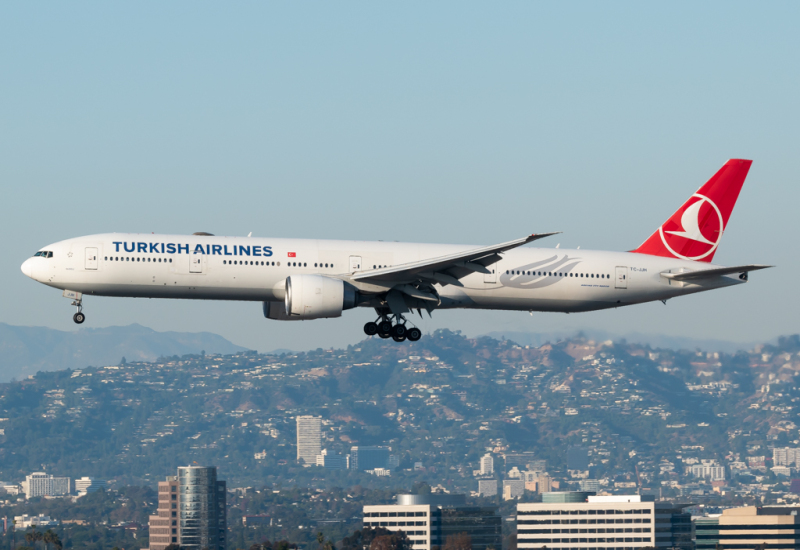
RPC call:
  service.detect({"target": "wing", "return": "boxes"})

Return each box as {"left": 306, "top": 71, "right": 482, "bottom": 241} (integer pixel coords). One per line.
{"left": 661, "top": 264, "right": 773, "bottom": 282}
{"left": 352, "top": 232, "right": 560, "bottom": 287}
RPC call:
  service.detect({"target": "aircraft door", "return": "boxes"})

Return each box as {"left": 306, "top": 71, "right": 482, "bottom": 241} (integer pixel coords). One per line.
{"left": 85, "top": 247, "right": 98, "bottom": 270}
{"left": 349, "top": 256, "right": 362, "bottom": 273}
{"left": 189, "top": 251, "right": 203, "bottom": 273}
{"left": 484, "top": 263, "right": 497, "bottom": 284}
{"left": 615, "top": 266, "right": 628, "bottom": 289}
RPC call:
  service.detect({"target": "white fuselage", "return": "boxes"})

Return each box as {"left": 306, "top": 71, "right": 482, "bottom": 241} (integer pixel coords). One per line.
{"left": 21, "top": 233, "right": 743, "bottom": 315}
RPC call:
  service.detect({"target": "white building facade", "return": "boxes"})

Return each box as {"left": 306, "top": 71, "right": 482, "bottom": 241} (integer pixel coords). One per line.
{"left": 296, "top": 415, "right": 321, "bottom": 466}
{"left": 517, "top": 495, "right": 692, "bottom": 550}
{"left": 480, "top": 454, "right": 494, "bottom": 476}
{"left": 23, "top": 473, "right": 70, "bottom": 498}
{"left": 74, "top": 477, "right": 107, "bottom": 495}
{"left": 363, "top": 504, "right": 434, "bottom": 550}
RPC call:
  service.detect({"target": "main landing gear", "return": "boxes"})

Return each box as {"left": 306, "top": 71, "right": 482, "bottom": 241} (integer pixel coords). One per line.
{"left": 364, "top": 315, "right": 421, "bottom": 343}
{"left": 72, "top": 300, "right": 85, "bottom": 324}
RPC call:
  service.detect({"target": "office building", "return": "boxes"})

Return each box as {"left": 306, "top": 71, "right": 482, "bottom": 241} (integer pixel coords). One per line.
{"left": 517, "top": 495, "right": 692, "bottom": 550}
{"left": 148, "top": 466, "right": 226, "bottom": 550}
{"left": 363, "top": 493, "right": 501, "bottom": 550}
{"left": 542, "top": 491, "right": 595, "bottom": 504}
{"left": 316, "top": 449, "right": 348, "bottom": 469}
{"left": 296, "top": 415, "right": 322, "bottom": 466}
{"left": 350, "top": 446, "right": 390, "bottom": 471}
{"left": 74, "top": 477, "right": 107, "bottom": 495}
{"left": 480, "top": 454, "right": 494, "bottom": 476}
{"left": 579, "top": 479, "right": 600, "bottom": 493}
{"left": 687, "top": 461, "right": 726, "bottom": 481}
{"left": 695, "top": 506, "right": 800, "bottom": 550}
{"left": 773, "top": 447, "right": 800, "bottom": 467}
{"left": 22, "top": 473, "right": 70, "bottom": 498}
{"left": 477, "top": 479, "right": 498, "bottom": 497}
{"left": 537, "top": 473, "right": 553, "bottom": 493}
{"left": 13, "top": 515, "right": 59, "bottom": 528}
{"left": 503, "top": 480, "right": 525, "bottom": 500}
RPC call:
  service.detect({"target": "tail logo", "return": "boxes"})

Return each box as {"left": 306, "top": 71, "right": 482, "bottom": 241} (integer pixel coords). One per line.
{"left": 659, "top": 193, "right": 723, "bottom": 261}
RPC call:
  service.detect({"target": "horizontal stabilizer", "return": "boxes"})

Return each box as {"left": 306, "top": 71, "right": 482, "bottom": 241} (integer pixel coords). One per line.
{"left": 661, "top": 264, "right": 773, "bottom": 281}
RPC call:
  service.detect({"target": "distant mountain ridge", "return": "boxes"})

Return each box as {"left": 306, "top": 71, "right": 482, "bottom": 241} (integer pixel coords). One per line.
{"left": 0, "top": 323, "right": 248, "bottom": 382}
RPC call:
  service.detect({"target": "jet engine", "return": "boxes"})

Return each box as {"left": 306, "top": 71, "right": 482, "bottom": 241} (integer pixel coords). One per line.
{"left": 281, "top": 274, "right": 358, "bottom": 320}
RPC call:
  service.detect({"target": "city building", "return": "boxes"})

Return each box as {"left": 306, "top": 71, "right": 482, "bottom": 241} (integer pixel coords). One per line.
{"left": 316, "top": 449, "right": 348, "bottom": 469}
{"left": 148, "top": 466, "right": 226, "bottom": 550}
{"left": 695, "top": 506, "right": 800, "bottom": 550}
{"left": 542, "top": 491, "right": 595, "bottom": 503}
{"left": 503, "top": 480, "right": 525, "bottom": 500}
{"left": 517, "top": 495, "right": 692, "bottom": 550}
{"left": 363, "top": 493, "right": 501, "bottom": 550}
{"left": 480, "top": 454, "right": 494, "bottom": 476}
{"left": 296, "top": 415, "right": 322, "bottom": 466}
{"left": 350, "top": 446, "right": 391, "bottom": 471}
{"left": 687, "top": 461, "right": 726, "bottom": 481}
{"left": 13, "top": 515, "right": 59, "bottom": 528}
{"left": 477, "top": 479, "right": 498, "bottom": 498}
{"left": 74, "top": 477, "right": 107, "bottom": 495}
{"left": 579, "top": 479, "right": 601, "bottom": 493}
{"left": 536, "top": 474, "right": 552, "bottom": 493}
{"left": 773, "top": 447, "right": 800, "bottom": 467}
{"left": 22, "top": 473, "right": 70, "bottom": 498}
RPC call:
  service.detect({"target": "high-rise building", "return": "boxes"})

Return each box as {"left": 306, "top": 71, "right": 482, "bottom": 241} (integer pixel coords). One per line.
{"left": 517, "top": 495, "right": 692, "bottom": 550}
{"left": 503, "top": 480, "right": 525, "bottom": 500}
{"left": 773, "top": 447, "right": 800, "bottom": 467}
{"left": 316, "top": 449, "right": 348, "bottom": 469}
{"left": 477, "top": 479, "right": 498, "bottom": 497}
{"left": 480, "top": 454, "right": 494, "bottom": 476}
{"left": 74, "top": 477, "right": 107, "bottom": 495}
{"left": 296, "top": 416, "right": 322, "bottom": 466}
{"left": 148, "top": 466, "right": 226, "bottom": 550}
{"left": 363, "top": 493, "right": 501, "bottom": 550}
{"left": 537, "top": 473, "right": 552, "bottom": 493}
{"left": 350, "top": 446, "right": 390, "bottom": 471}
{"left": 22, "top": 473, "right": 70, "bottom": 498}
{"left": 695, "top": 506, "right": 800, "bottom": 550}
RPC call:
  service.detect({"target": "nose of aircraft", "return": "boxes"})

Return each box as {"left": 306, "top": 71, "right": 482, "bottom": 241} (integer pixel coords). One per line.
{"left": 21, "top": 258, "right": 34, "bottom": 279}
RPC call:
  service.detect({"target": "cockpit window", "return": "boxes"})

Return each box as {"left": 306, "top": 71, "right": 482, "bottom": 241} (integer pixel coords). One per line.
{"left": 33, "top": 251, "right": 53, "bottom": 258}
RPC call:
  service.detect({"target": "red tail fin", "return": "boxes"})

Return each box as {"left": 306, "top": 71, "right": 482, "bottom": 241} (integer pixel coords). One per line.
{"left": 632, "top": 159, "right": 752, "bottom": 262}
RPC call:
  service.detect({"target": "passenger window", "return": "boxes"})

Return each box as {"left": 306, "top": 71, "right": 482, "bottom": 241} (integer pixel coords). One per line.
{"left": 169, "top": 259, "right": 172, "bottom": 263}
{"left": 277, "top": 262, "right": 280, "bottom": 266}
{"left": 304, "top": 262, "right": 307, "bottom": 267}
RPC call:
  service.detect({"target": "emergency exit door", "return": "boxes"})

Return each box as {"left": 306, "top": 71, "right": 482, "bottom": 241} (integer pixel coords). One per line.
{"left": 349, "top": 256, "right": 362, "bottom": 273}
{"left": 484, "top": 263, "right": 497, "bottom": 284}
{"left": 615, "top": 266, "right": 628, "bottom": 289}
{"left": 190, "top": 252, "right": 203, "bottom": 273}
{"left": 85, "top": 247, "right": 98, "bottom": 270}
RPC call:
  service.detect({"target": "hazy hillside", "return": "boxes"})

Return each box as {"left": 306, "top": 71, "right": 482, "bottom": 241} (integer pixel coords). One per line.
{"left": 0, "top": 323, "right": 248, "bottom": 381}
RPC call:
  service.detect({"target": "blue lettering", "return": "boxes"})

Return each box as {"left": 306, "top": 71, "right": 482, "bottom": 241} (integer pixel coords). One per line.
{"left": 137, "top": 242, "right": 147, "bottom": 253}
{"left": 238, "top": 246, "right": 250, "bottom": 256}
{"left": 113, "top": 241, "right": 122, "bottom": 252}
{"left": 253, "top": 246, "right": 262, "bottom": 256}
{"left": 161, "top": 243, "right": 165, "bottom": 253}
{"left": 178, "top": 244, "right": 189, "bottom": 254}
{"left": 124, "top": 242, "right": 135, "bottom": 253}
{"left": 263, "top": 246, "right": 273, "bottom": 257}
{"left": 166, "top": 243, "right": 176, "bottom": 254}
{"left": 149, "top": 243, "right": 159, "bottom": 253}
{"left": 193, "top": 244, "right": 205, "bottom": 254}
{"left": 233, "top": 245, "right": 237, "bottom": 256}
{"left": 224, "top": 245, "right": 232, "bottom": 256}
{"left": 212, "top": 245, "right": 222, "bottom": 255}
{"left": 206, "top": 245, "right": 210, "bottom": 255}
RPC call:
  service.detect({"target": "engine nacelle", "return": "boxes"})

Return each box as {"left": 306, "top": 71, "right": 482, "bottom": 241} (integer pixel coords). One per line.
{"left": 283, "top": 275, "right": 357, "bottom": 320}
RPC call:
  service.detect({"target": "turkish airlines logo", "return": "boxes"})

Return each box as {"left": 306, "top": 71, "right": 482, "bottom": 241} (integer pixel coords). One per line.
{"left": 659, "top": 193, "right": 724, "bottom": 261}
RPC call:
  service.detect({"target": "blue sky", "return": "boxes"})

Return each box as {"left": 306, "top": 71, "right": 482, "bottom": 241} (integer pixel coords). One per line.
{"left": 2, "top": 2, "right": 798, "bottom": 352}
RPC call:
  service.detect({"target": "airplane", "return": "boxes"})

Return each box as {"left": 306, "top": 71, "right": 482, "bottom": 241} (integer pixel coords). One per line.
{"left": 21, "top": 159, "right": 771, "bottom": 343}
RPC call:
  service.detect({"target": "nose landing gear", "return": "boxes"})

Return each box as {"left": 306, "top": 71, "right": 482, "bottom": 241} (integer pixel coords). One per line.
{"left": 363, "top": 314, "right": 421, "bottom": 342}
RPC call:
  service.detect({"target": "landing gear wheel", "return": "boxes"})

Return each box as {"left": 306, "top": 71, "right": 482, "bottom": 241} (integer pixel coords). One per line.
{"left": 392, "top": 334, "right": 407, "bottom": 342}
{"left": 378, "top": 320, "right": 393, "bottom": 334}
{"left": 73, "top": 312, "right": 85, "bottom": 324}
{"left": 378, "top": 330, "right": 391, "bottom": 339}
{"left": 364, "top": 322, "right": 378, "bottom": 336}
{"left": 390, "top": 324, "right": 407, "bottom": 338}
{"left": 407, "top": 327, "right": 422, "bottom": 341}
